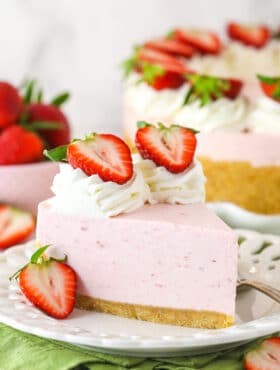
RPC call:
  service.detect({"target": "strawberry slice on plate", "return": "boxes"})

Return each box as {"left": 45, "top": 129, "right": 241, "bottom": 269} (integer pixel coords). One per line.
{"left": 227, "top": 22, "right": 271, "bottom": 48}
{"left": 135, "top": 122, "right": 197, "bottom": 173}
{"left": 137, "top": 47, "right": 188, "bottom": 74}
{"left": 174, "top": 29, "right": 222, "bottom": 54}
{"left": 244, "top": 337, "right": 280, "bottom": 369}
{"left": 67, "top": 133, "right": 133, "bottom": 184}
{"left": 10, "top": 245, "right": 77, "bottom": 319}
{"left": 144, "top": 38, "right": 194, "bottom": 58}
{"left": 0, "top": 205, "right": 35, "bottom": 250}
{"left": 257, "top": 74, "right": 280, "bottom": 102}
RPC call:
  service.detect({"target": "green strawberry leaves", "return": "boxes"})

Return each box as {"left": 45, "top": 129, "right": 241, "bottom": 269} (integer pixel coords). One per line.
{"left": 257, "top": 75, "right": 280, "bottom": 84}
{"left": 121, "top": 47, "right": 140, "bottom": 78}
{"left": 137, "top": 121, "right": 153, "bottom": 129}
{"left": 51, "top": 92, "right": 70, "bottom": 107}
{"left": 44, "top": 145, "right": 68, "bottom": 162}
{"left": 166, "top": 29, "right": 176, "bottom": 39}
{"left": 121, "top": 47, "right": 165, "bottom": 84}
{"left": 257, "top": 74, "right": 280, "bottom": 99}
{"left": 140, "top": 63, "right": 165, "bottom": 84}
{"left": 9, "top": 245, "right": 67, "bottom": 281}
{"left": 183, "top": 74, "right": 231, "bottom": 106}
{"left": 20, "top": 79, "right": 70, "bottom": 106}
{"left": 137, "top": 120, "right": 199, "bottom": 134}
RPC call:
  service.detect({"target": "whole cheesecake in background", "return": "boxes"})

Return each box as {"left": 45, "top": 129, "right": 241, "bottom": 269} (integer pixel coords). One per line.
{"left": 0, "top": 80, "right": 71, "bottom": 214}
{"left": 122, "top": 22, "right": 280, "bottom": 215}
{"left": 37, "top": 125, "right": 238, "bottom": 329}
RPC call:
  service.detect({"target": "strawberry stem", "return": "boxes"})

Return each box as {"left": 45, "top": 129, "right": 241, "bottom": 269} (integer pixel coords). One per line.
{"left": 51, "top": 92, "right": 70, "bottom": 107}
{"left": 137, "top": 121, "right": 153, "bottom": 129}
{"left": 23, "top": 80, "right": 36, "bottom": 104}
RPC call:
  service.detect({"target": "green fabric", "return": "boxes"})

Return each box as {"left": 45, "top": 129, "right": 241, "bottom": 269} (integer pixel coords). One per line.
{"left": 0, "top": 323, "right": 278, "bottom": 370}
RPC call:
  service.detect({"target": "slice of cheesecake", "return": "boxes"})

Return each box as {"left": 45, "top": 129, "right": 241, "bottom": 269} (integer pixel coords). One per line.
{"left": 37, "top": 199, "right": 237, "bottom": 329}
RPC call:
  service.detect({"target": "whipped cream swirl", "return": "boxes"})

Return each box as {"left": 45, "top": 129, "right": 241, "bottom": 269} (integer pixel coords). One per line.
{"left": 134, "top": 155, "right": 205, "bottom": 204}
{"left": 173, "top": 97, "right": 249, "bottom": 132}
{"left": 124, "top": 73, "right": 249, "bottom": 132}
{"left": 51, "top": 163, "right": 151, "bottom": 218}
{"left": 247, "top": 97, "right": 280, "bottom": 135}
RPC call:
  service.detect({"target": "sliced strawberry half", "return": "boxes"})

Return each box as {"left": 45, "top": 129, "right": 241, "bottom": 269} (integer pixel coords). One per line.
{"left": 67, "top": 134, "right": 133, "bottom": 184}
{"left": 144, "top": 38, "right": 194, "bottom": 58}
{"left": 227, "top": 22, "right": 271, "bottom": 48}
{"left": 244, "top": 337, "right": 280, "bottom": 369}
{"left": 257, "top": 74, "right": 280, "bottom": 102}
{"left": 148, "top": 71, "right": 186, "bottom": 90}
{"left": 11, "top": 245, "right": 77, "bottom": 319}
{"left": 0, "top": 205, "right": 35, "bottom": 250}
{"left": 137, "top": 47, "right": 188, "bottom": 74}
{"left": 174, "top": 29, "right": 222, "bottom": 54}
{"left": 135, "top": 122, "right": 197, "bottom": 173}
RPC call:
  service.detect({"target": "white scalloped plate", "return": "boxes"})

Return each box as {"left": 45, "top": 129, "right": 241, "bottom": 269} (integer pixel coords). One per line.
{"left": 207, "top": 202, "right": 280, "bottom": 235}
{"left": 0, "top": 230, "right": 280, "bottom": 357}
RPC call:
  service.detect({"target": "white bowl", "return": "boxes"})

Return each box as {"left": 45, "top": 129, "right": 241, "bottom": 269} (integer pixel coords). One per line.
{"left": 0, "top": 161, "right": 59, "bottom": 215}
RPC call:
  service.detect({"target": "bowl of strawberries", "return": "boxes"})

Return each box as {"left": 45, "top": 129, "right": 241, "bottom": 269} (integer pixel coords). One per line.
{"left": 0, "top": 80, "right": 71, "bottom": 215}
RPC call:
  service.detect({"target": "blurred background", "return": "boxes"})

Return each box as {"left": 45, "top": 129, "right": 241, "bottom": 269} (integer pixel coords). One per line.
{"left": 1, "top": 0, "right": 278, "bottom": 137}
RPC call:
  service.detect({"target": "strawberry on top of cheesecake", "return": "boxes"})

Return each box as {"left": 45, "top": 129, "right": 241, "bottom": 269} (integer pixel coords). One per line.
{"left": 46, "top": 124, "right": 204, "bottom": 217}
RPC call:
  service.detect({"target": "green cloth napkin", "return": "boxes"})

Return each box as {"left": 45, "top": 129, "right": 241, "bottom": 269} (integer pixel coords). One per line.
{"left": 0, "top": 323, "right": 277, "bottom": 370}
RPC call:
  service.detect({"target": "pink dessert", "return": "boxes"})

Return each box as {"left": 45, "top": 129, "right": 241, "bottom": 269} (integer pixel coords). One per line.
{"left": 37, "top": 201, "right": 237, "bottom": 328}
{"left": 35, "top": 127, "right": 238, "bottom": 329}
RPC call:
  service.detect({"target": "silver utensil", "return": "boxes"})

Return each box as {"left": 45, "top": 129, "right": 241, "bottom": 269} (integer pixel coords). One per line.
{"left": 237, "top": 278, "right": 280, "bottom": 303}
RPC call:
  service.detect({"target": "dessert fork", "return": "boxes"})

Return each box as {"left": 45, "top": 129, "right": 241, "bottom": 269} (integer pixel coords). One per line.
{"left": 237, "top": 278, "right": 280, "bottom": 303}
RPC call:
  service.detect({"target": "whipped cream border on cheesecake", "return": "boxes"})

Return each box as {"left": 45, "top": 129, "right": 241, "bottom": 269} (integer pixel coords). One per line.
{"left": 247, "top": 96, "right": 280, "bottom": 135}
{"left": 50, "top": 162, "right": 151, "bottom": 218}
{"left": 50, "top": 155, "right": 206, "bottom": 218}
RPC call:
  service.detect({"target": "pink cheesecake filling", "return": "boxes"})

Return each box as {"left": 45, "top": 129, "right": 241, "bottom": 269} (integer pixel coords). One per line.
{"left": 37, "top": 200, "right": 237, "bottom": 316}
{"left": 197, "top": 132, "right": 280, "bottom": 167}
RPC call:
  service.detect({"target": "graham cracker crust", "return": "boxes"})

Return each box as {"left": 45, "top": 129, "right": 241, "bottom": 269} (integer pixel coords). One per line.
{"left": 199, "top": 157, "right": 280, "bottom": 215}
{"left": 76, "top": 295, "right": 234, "bottom": 329}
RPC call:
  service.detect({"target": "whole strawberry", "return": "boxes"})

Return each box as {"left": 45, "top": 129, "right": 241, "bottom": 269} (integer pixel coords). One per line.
{"left": 26, "top": 103, "right": 70, "bottom": 148}
{"left": 20, "top": 80, "right": 71, "bottom": 149}
{"left": 10, "top": 245, "right": 77, "bottom": 319}
{"left": 0, "top": 125, "right": 44, "bottom": 165}
{"left": 0, "top": 81, "right": 22, "bottom": 128}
